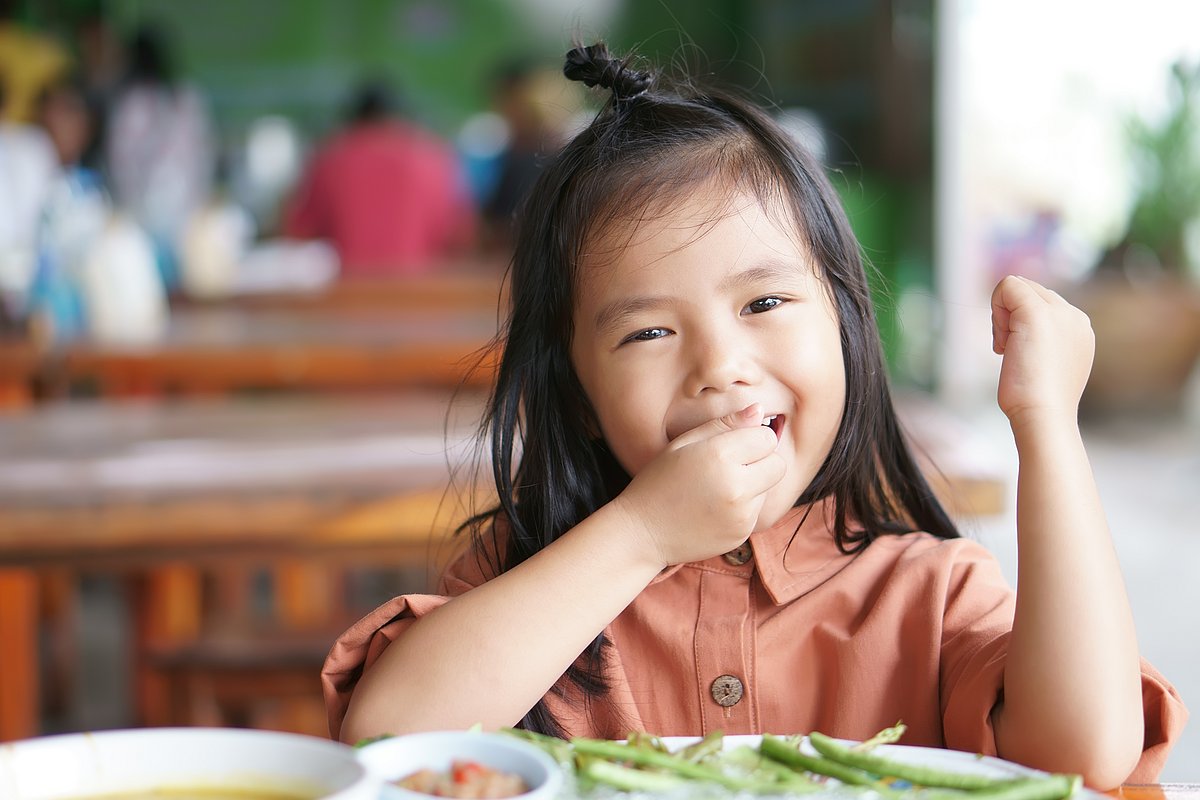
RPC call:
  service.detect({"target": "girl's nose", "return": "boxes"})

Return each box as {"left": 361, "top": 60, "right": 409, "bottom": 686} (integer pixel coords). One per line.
{"left": 683, "top": 333, "right": 760, "bottom": 396}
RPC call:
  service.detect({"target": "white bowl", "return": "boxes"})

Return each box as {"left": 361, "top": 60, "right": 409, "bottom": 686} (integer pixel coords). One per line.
{"left": 0, "top": 727, "right": 378, "bottom": 800}
{"left": 357, "top": 731, "right": 564, "bottom": 800}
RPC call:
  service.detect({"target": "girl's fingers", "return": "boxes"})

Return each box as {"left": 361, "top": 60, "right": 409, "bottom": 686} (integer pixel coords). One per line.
{"left": 741, "top": 450, "right": 786, "bottom": 492}
{"left": 991, "top": 305, "right": 1012, "bottom": 355}
{"left": 1018, "top": 275, "right": 1069, "bottom": 305}
{"left": 991, "top": 275, "right": 1065, "bottom": 354}
{"left": 714, "top": 424, "right": 780, "bottom": 467}
{"left": 669, "top": 403, "right": 765, "bottom": 450}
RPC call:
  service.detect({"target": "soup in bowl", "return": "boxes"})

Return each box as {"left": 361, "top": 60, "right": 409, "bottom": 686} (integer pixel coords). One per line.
{"left": 0, "top": 728, "right": 377, "bottom": 800}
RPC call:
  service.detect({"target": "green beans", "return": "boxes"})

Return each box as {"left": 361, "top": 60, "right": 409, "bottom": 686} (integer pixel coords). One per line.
{"left": 580, "top": 759, "right": 689, "bottom": 793}
{"left": 803, "top": 731, "right": 1080, "bottom": 800}
{"left": 808, "top": 731, "right": 1019, "bottom": 790}
{"left": 498, "top": 726, "right": 1083, "bottom": 800}
{"left": 571, "top": 737, "right": 791, "bottom": 794}
{"left": 921, "top": 775, "right": 1083, "bottom": 800}
{"left": 759, "top": 734, "right": 891, "bottom": 789}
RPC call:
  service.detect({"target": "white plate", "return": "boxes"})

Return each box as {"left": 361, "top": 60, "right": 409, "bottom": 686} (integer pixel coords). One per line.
{"left": 657, "top": 735, "right": 1105, "bottom": 799}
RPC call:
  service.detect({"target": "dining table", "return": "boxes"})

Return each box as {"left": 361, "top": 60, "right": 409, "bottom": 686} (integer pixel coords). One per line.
{"left": 193, "top": 269, "right": 511, "bottom": 314}
{"left": 0, "top": 387, "right": 1008, "bottom": 743}
{"left": 0, "top": 389, "right": 490, "bottom": 742}
{"left": 39, "top": 301, "right": 502, "bottom": 398}
{"left": 6, "top": 269, "right": 511, "bottom": 404}
{"left": 0, "top": 339, "right": 37, "bottom": 409}
{"left": 1112, "top": 786, "right": 1200, "bottom": 800}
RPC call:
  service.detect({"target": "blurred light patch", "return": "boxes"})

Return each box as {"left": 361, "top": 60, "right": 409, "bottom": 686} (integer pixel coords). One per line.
{"left": 245, "top": 115, "right": 303, "bottom": 196}
{"left": 776, "top": 108, "right": 828, "bottom": 165}
{"left": 458, "top": 111, "right": 511, "bottom": 160}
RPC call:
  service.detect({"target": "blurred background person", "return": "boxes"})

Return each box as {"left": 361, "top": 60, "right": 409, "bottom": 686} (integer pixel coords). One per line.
{"left": 281, "top": 77, "right": 476, "bottom": 279}
{"left": 0, "top": 78, "right": 59, "bottom": 328}
{"left": 72, "top": 9, "right": 127, "bottom": 173}
{"left": 0, "top": 0, "right": 70, "bottom": 125}
{"left": 105, "top": 23, "right": 216, "bottom": 292}
{"left": 22, "top": 72, "right": 113, "bottom": 344}
{"left": 38, "top": 73, "right": 99, "bottom": 174}
{"left": 477, "top": 60, "right": 564, "bottom": 252}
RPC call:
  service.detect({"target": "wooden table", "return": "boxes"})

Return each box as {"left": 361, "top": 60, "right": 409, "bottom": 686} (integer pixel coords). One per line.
{"left": 0, "top": 339, "right": 37, "bottom": 409}
{"left": 0, "top": 391, "right": 489, "bottom": 741}
{"left": 44, "top": 302, "right": 502, "bottom": 398}
{"left": 191, "top": 270, "right": 510, "bottom": 314}
{"left": 0, "top": 390, "right": 1006, "bottom": 742}
{"left": 1112, "top": 786, "right": 1200, "bottom": 800}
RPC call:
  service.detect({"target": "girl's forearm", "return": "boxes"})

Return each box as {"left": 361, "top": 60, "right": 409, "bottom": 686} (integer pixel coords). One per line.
{"left": 339, "top": 501, "right": 665, "bottom": 744}
{"left": 994, "top": 414, "right": 1143, "bottom": 788}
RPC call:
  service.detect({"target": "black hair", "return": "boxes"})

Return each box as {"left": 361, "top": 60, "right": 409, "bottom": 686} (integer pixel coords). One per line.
{"left": 344, "top": 77, "right": 403, "bottom": 125}
{"left": 127, "top": 24, "right": 176, "bottom": 87}
{"left": 462, "top": 41, "right": 958, "bottom": 737}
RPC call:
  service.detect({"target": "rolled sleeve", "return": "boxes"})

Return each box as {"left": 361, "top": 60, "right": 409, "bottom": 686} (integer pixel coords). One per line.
{"left": 934, "top": 540, "right": 1188, "bottom": 781}
{"left": 321, "top": 593, "right": 450, "bottom": 741}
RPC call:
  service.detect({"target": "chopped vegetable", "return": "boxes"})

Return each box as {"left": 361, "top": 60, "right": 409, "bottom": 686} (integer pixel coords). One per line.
{"left": 498, "top": 725, "right": 1082, "bottom": 799}
{"left": 395, "top": 759, "right": 528, "bottom": 798}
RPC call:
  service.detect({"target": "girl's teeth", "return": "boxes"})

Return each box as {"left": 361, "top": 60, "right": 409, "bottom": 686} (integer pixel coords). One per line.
{"left": 761, "top": 415, "right": 777, "bottom": 427}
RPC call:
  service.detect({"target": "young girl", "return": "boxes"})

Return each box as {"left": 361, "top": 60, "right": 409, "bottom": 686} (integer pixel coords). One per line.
{"left": 323, "top": 43, "right": 1186, "bottom": 788}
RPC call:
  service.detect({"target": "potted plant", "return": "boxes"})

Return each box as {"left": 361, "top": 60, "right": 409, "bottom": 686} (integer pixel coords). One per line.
{"left": 1073, "top": 60, "right": 1200, "bottom": 417}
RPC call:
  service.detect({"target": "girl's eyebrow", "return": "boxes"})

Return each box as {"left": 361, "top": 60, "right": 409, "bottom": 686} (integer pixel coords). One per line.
{"left": 715, "top": 259, "right": 803, "bottom": 293}
{"left": 593, "top": 295, "right": 673, "bottom": 336}
{"left": 592, "top": 259, "right": 806, "bottom": 335}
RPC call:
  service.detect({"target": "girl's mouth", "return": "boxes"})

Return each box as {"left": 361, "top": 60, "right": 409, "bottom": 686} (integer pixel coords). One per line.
{"left": 762, "top": 414, "right": 784, "bottom": 436}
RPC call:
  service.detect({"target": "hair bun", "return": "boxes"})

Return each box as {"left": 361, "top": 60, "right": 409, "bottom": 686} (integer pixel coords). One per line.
{"left": 563, "top": 42, "right": 652, "bottom": 101}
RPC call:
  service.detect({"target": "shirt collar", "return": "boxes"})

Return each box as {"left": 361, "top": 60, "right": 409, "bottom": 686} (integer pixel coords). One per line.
{"left": 647, "top": 499, "right": 856, "bottom": 605}
{"left": 750, "top": 500, "right": 857, "bottom": 605}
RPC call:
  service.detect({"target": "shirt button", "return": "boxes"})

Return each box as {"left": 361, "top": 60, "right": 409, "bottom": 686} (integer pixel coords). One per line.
{"left": 723, "top": 542, "right": 753, "bottom": 566}
{"left": 710, "top": 674, "right": 744, "bottom": 707}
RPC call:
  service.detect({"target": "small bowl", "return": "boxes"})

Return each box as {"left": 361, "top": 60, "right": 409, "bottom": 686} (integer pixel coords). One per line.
{"left": 0, "top": 727, "right": 378, "bottom": 800}
{"left": 357, "top": 730, "right": 564, "bottom": 800}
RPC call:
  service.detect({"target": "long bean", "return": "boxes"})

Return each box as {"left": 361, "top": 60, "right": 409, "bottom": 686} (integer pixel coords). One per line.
{"left": 571, "top": 738, "right": 794, "bottom": 794}
{"left": 759, "top": 734, "right": 894, "bottom": 791}
{"left": 921, "top": 775, "right": 1082, "bottom": 800}
{"left": 721, "top": 744, "right": 822, "bottom": 793}
{"left": 581, "top": 759, "right": 689, "bottom": 793}
{"left": 808, "top": 731, "right": 1028, "bottom": 790}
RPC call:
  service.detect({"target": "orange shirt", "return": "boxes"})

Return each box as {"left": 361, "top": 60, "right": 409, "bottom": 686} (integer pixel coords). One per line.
{"left": 322, "top": 503, "right": 1186, "bottom": 781}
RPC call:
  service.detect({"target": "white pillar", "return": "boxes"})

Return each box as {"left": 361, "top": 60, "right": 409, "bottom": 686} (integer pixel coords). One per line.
{"left": 934, "top": 0, "right": 998, "bottom": 413}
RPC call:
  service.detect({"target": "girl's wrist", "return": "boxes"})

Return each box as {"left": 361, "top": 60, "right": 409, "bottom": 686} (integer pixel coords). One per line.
{"left": 599, "top": 496, "right": 671, "bottom": 573}
{"left": 1005, "top": 404, "right": 1082, "bottom": 444}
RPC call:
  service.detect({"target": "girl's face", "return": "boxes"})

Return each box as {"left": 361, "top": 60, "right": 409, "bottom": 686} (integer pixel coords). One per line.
{"left": 571, "top": 185, "right": 847, "bottom": 531}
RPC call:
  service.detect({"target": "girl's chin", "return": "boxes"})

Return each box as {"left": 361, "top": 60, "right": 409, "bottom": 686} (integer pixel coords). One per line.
{"left": 752, "top": 479, "right": 812, "bottom": 533}
{"left": 752, "top": 499, "right": 796, "bottom": 533}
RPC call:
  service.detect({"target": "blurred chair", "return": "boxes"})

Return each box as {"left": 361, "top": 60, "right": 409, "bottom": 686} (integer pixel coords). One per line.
{"left": 137, "top": 487, "right": 471, "bottom": 736}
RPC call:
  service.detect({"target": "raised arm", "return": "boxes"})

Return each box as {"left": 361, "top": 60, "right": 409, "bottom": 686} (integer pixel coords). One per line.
{"left": 988, "top": 276, "right": 1144, "bottom": 788}
{"left": 339, "top": 405, "right": 783, "bottom": 743}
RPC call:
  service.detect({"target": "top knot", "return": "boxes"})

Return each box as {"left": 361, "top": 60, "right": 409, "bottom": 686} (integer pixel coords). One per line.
{"left": 563, "top": 42, "right": 653, "bottom": 101}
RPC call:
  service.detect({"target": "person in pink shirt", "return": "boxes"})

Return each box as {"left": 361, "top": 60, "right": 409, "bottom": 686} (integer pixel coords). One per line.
{"left": 323, "top": 43, "right": 1186, "bottom": 788}
{"left": 283, "top": 79, "right": 476, "bottom": 278}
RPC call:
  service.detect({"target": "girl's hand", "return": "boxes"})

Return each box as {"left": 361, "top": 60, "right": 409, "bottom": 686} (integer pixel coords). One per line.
{"left": 990, "top": 275, "right": 1095, "bottom": 427}
{"left": 609, "top": 403, "right": 785, "bottom": 568}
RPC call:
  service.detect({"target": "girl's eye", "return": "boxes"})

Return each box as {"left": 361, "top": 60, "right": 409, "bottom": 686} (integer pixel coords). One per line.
{"left": 624, "top": 327, "right": 671, "bottom": 343}
{"left": 745, "top": 296, "right": 784, "bottom": 314}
